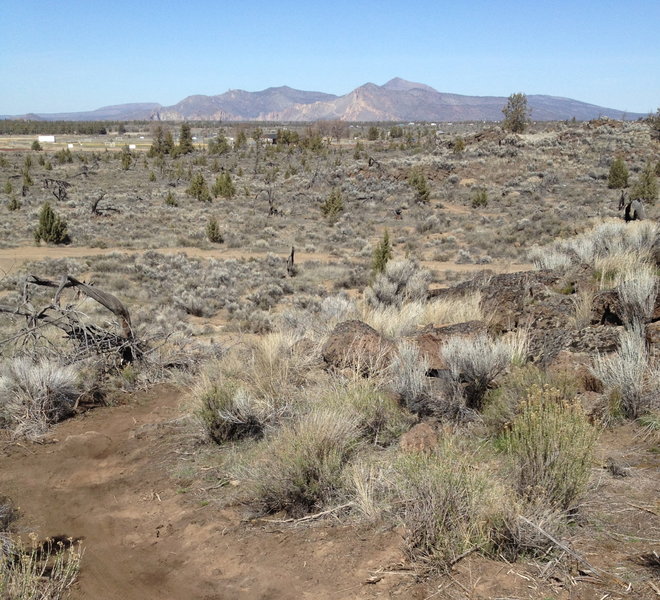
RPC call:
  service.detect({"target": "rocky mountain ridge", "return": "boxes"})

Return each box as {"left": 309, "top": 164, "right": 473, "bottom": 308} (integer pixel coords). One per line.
{"left": 5, "top": 78, "right": 644, "bottom": 122}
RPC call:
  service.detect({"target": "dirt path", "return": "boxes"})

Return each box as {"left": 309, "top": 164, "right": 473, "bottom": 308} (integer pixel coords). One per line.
{"left": 0, "top": 244, "right": 531, "bottom": 278}
{"left": 0, "top": 386, "right": 406, "bottom": 600}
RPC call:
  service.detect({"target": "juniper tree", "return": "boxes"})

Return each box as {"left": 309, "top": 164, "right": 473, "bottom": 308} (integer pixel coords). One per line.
{"left": 408, "top": 167, "right": 430, "bottom": 203}
{"left": 206, "top": 217, "right": 224, "bottom": 243}
{"left": 372, "top": 229, "right": 393, "bottom": 275}
{"left": 34, "top": 202, "right": 69, "bottom": 244}
{"left": 631, "top": 162, "right": 658, "bottom": 205}
{"left": 320, "top": 188, "right": 344, "bottom": 221}
{"left": 608, "top": 157, "right": 629, "bottom": 189}
{"left": 186, "top": 173, "right": 211, "bottom": 202}
{"left": 502, "top": 93, "right": 531, "bottom": 133}
{"left": 177, "top": 123, "right": 194, "bottom": 155}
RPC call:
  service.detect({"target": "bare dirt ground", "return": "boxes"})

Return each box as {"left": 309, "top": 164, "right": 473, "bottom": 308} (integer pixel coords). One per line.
{"left": 1, "top": 385, "right": 657, "bottom": 600}
{"left": 0, "top": 245, "right": 530, "bottom": 277}
{"left": 0, "top": 386, "right": 407, "bottom": 600}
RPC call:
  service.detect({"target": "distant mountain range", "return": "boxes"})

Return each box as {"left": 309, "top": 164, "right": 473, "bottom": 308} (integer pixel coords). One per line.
{"left": 3, "top": 78, "right": 645, "bottom": 122}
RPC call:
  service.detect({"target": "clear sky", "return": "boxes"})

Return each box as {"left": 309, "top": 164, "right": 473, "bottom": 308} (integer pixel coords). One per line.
{"left": 1, "top": 0, "right": 658, "bottom": 115}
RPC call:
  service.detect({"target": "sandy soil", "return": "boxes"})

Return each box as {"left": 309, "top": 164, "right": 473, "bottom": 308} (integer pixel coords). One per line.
{"left": 1, "top": 385, "right": 657, "bottom": 599}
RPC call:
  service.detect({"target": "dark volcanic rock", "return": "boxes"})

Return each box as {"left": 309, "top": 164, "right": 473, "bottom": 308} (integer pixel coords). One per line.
{"left": 322, "top": 320, "right": 395, "bottom": 373}
{"left": 410, "top": 320, "right": 487, "bottom": 372}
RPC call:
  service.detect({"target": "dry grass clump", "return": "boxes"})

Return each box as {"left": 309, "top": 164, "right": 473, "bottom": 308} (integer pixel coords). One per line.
{"left": 421, "top": 292, "right": 483, "bottom": 326}
{"left": 361, "top": 301, "right": 425, "bottom": 337}
{"left": 364, "top": 258, "right": 430, "bottom": 308}
{"left": 388, "top": 341, "right": 431, "bottom": 414}
{"left": 616, "top": 264, "right": 658, "bottom": 327}
{"left": 0, "top": 358, "right": 81, "bottom": 439}
{"left": 501, "top": 385, "right": 598, "bottom": 510}
{"left": 442, "top": 333, "right": 523, "bottom": 411}
{"left": 593, "top": 327, "right": 659, "bottom": 419}
{"left": 0, "top": 534, "right": 83, "bottom": 600}
{"left": 323, "top": 377, "right": 415, "bottom": 446}
{"left": 196, "top": 378, "right": 267, "bottom": 444}
{"left": 391, "top": 441, "right": 500, "bottom": 570}
{"left": 248, "top": 408, "right": 361, "bottom": 517}
{"left": 530, "top": 220, "right": 659, "bottom": 277}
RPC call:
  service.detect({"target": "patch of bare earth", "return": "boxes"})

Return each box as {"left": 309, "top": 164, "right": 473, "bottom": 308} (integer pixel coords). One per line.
{"left": 1, "top": 384, "right": 657, "bottom": 599}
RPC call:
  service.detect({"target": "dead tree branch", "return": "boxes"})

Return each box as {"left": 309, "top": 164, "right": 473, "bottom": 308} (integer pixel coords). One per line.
{"left": 43, "top": 178, "right": 71, "bottom": 202}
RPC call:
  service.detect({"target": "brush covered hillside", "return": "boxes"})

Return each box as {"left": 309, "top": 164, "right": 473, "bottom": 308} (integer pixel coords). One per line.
{"left": 4, "top": 78, "right": 645, "bottom": 122}
{"left": 0, "top": 116, "right": 659, "bottom": 599}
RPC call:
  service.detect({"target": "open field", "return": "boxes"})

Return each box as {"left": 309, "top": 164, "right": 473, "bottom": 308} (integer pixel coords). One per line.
{"left": 1, "top": 118, "right": 659, "bottom": 599}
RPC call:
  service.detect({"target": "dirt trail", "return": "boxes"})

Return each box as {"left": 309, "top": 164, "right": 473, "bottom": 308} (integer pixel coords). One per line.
{"left": 0, "top": 244, "right": 530, "bottom": 278}
{"left": 0, "top": 386, "right": 405, "bottom": 600}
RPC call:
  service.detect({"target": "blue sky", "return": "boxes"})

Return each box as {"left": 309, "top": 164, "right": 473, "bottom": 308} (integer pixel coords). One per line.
{"left": 1, "top": 0, "right": 658, "bottom": 115}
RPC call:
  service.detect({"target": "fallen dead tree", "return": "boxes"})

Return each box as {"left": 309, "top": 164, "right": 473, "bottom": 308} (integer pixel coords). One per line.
{"left": 0, "top": 274, "right": 141, "bottom": 363}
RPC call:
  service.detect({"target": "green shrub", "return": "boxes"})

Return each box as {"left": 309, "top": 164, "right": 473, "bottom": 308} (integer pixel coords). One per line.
{"left": 483, "top": 365, "right": 578, "bottom": 434}
{"left": 502, "top": 385, "right": 598, "bottom": 510}
{"left": 408, "top": 167, "right": 430, "bottom": 203}
{"left": 54, "top": 148, "right": 73, "bottom": 164}
{"left": 452, "top": 136, "right": 466, "bottom": 154}
{"left": 630, "top": 162, "right": 658, "bottom": 205}
{"left": 197, "top": 379, "right": 264, "bottom": 444}
{"left": 211, "top": 172, "right": 236, "bottom": 199}
{"left": 607, "top": 156, "right": 629, "bottom": 189}
{"left": 320, "top": 187, "right": 344, "bottom": 220}
{"left": 471, "top": 188, "right": 488, "bottom": 208}
{"left": 324, "top": 378, "right": 414, "bottom": 446}
{"left": 371, "top": 229, "right": 392, "bottom": 275}
{"left": 392, "top": 442, "right": 499, "bottom": 569}
{"left": 251, "top": 409, "right": 361, "bottom": 516}
{"left": 34, "top": 202, "right": 69, "bottom": 245}
{"left": 7, "top": 196, "right": 21, "bottom": 211}
{"left": 164, "top": 191, "right": 178, "bottom": 207}
{"left": 502, "top": 92, "right": 531, "bottom": 133}
{"left": 206, "top": 217, "right": 224, "bottom": 243}
{"left": 186, "top": 173, "right": 211, "bottom": 202}
{"left": 31, "top": 140, "right": 42, "bottom": 151}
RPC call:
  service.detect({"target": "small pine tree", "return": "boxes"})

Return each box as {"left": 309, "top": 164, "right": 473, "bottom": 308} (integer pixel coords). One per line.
{"left": 372, "top": 229, "right": 393, "bottom": 275}
{"left": 367, "top": 126, "right": 379, "bottom": 141}
{"left": 208, "top": 134, "right": 230, "bottom": 155}
{"left": 120, "top": 145, "right": 132, "bottom": 170}
{"left": 320, "top": 188, "right": 344, "bottom": 220}
{"left": 212, "top": 173, "right": 236, "bottom": 198}
{"left": 206, "top": 217, "right": 224, "bottom": 243}
{"left": 186, "top": 173, "right": 211, "bottom": 202}
{"left": 31, "top": 140, "right": 42, "bottom": 151}
{"left": 630, "top": 162, "right": 658, "bottom": 205}
{"left": 177, "top": 123, "right": 195, "bottom": 155}
{"left": 608, "top": 157, "right": 629, "bottom": 189}
{"left": 408, "top": 167, "right": 430, "bottom": 203}
{"left": 34, "top": 202, "right": 69, "bottom": 244}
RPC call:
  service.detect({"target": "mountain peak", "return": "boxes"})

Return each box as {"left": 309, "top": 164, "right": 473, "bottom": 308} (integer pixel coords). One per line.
{"left": 382, "top": 77, "right": 438, "bottom": 93}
